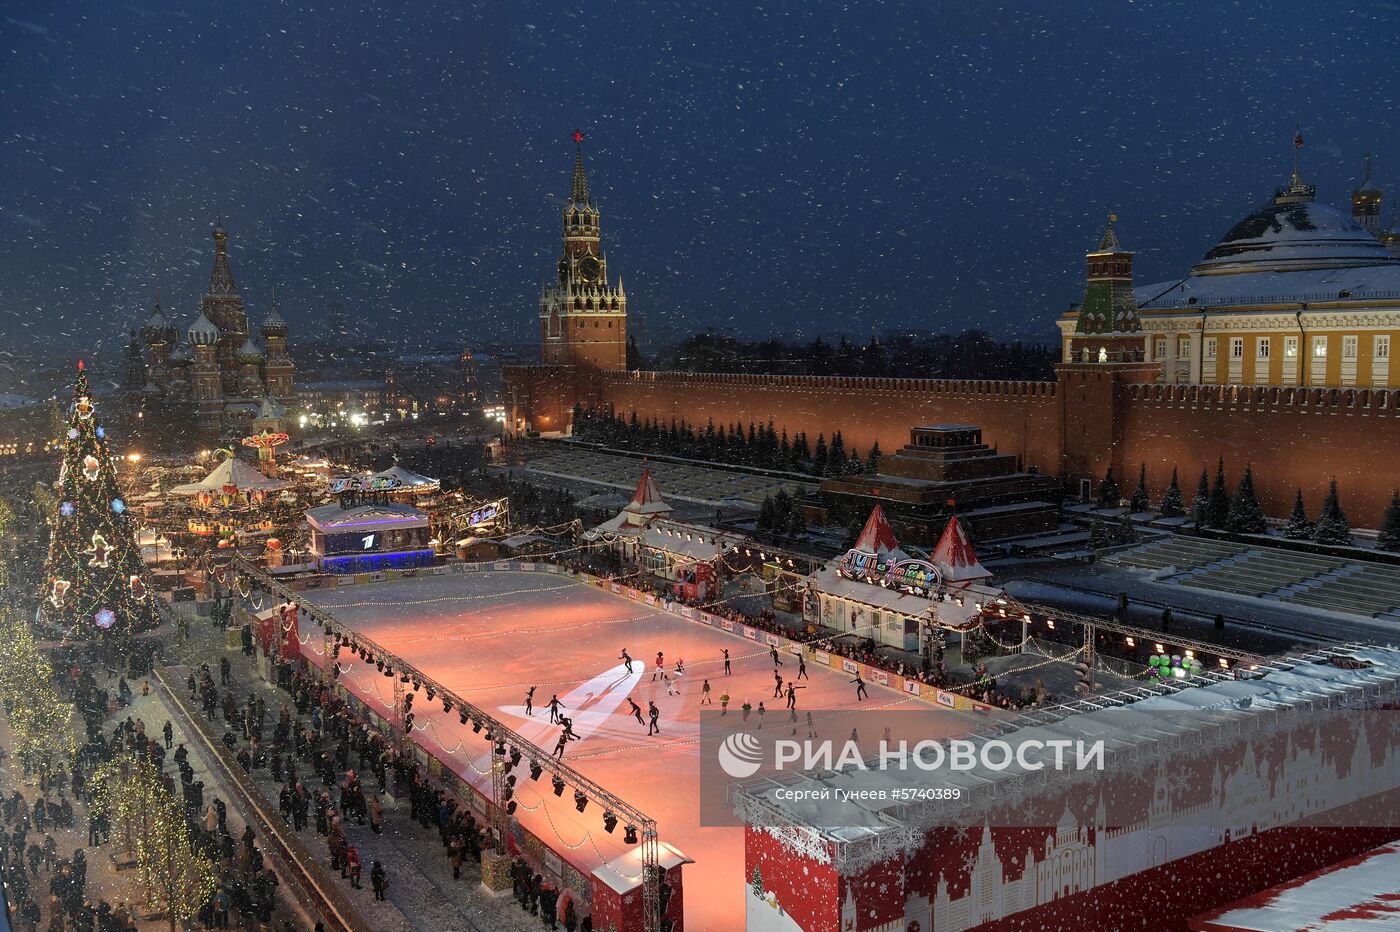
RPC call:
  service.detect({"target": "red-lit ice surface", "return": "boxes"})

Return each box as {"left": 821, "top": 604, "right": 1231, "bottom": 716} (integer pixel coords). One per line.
{"left": 305, "top": 571, "right": 974, "bottom": 929}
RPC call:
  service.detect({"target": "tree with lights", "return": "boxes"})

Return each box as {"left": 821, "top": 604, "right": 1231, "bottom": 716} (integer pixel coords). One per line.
{"left": 38, "top": 361, "right": 160, "bottom": 640}
{"left": 89, "top": 755, "right": 216, "bottom": 931}
{"left": 0, "top": 609, "right": 76, "bottom": 779}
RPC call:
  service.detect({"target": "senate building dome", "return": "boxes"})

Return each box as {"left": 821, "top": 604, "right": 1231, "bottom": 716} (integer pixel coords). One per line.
{"left": 1192, "top": 198, "right": 1399, "bottom": 276}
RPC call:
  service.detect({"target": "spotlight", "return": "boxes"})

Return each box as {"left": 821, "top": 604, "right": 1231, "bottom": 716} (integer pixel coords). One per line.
{"left": 459, "top": 710, "right": 469, "bottom": 726}
{"left": 502, "top": 784, "right": 513, "bottom": 802}
{"left": 332, "top": 665, "right": 340, "bottom": 679}
{"left": 401, "top": 672, "right": 411, "bottom": 684}
{"left": 602, "top": 811, "right": 617, "bottom": 833}
{"left": 508, "top": 748, "right": 521, "bottom": 769}
{"left": 506, "top": 800, "right": 517, "bottom": 815}
{"left": 623, "top": 825, "right": 638, "bottom": 844}
{"left": 505, "top": 775, "right": 517, "bottom": 789}
{"left": 494, "top": 739, "right": 506, "bottom": 757}
{"left": 402, "top": 694, "right": 413, "bottom": 711}
{"left": 574, "top": 791, "right": 588, "bottom": 813}
{"left": 375, "top": 660, "right": 384, "bottom": 672}
{"left": 471, "top": 719, "right": 482, "bottom": 734}
{"left": 384, "top": 667, "right": 394, "bottom": 678}
{"left": 412, "top": 678, "right": 421, "bottom": 691}
{"left": 552, "top": 776, "right": 566, "bottom": 797}
{"left": 529, "top": 761, "right": 542, "bottom": 781}
{"left": 443, "top": 698, "right": 452, "bottom": 713}
{"left": 426, "top": 687, "right": 435, "bottom": 701}
{"left": 404, "top": 713, "right": 414, "bottom": 729}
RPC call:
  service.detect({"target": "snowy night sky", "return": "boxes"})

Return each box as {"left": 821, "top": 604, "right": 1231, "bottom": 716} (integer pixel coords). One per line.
{"left": 1, "top": 0, "right": 1398, "bottom": 357}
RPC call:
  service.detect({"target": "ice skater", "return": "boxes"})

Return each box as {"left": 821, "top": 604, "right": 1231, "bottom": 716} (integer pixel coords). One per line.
{"left": 722, "top": 648, "right": 731, "bottom": 676}
{"left": 789, "top": 708, "right": 799, "bottom": 736}
{"left": 806, "top": 711, "right": 816, "bottom": 738}
{"left": 797, "top": 655, "right": 808, "bottom": 680}
{"left": 772, "top": 670, "right": 784, "bottom": 698}
{"left": 619, "top": 649, "right": 633, "bottom": 674}
{"left": 627, "top": 698, "right": 644, "bottom": 725}
{"left": 652, "top": 651, "right": 665, "bottom": 681}
{"left": 720, "top": 692, "right": 730, "bottom": 715}
{"left": 851, "top": 675, "right": 868, "bottom": 702}
{"left": 546, "top": 695, "right": 565, "bottom": 724}
{"left": 700, "top": 679, "right": 712, "bottom": 704}
{"left": 756, "top": 701, "right": 766, "bottom": 729}
{"left": 770, "top": 645, "right": 783, "bottom": 667}
{"left": 675, "top": 658, "right": 685, "bottom": 676}
{"left": 647, "top": 701, "right": 660, "bottom": 736}
{"left": 785, "top": 683, "right": 805, "bottom": 710}
{"left": 553, "top": 731, "right": 574, "bottom": 760}
{"left": 663, "top": 671, "right": 679, "bottom": 697}
{"left": 524, "top": 687, "right": 536, "bottom": 717}
{"left": 741, "top": 700, "right": 752, "bottom": 722}
{"left": 560, "top": 716, "right": 577, "bottom": 743}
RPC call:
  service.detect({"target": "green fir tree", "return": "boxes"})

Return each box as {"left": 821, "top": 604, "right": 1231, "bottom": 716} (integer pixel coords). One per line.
{"left": 1226, "top": 464, "right": 1267, "bottom": 534}
{"left": 1159, "top": 467, "right": 1185, "bottom": 518}
{"left": 1191, "top": 467, "right": 1211, "bottom": 525}
{"left": 751, "top": 865, "right": 764, "bottom": 897}
{"left": 1206, "top": 458, "right": 1231, "bottom": 529}
{"left": 1312, "top": 479, "right": 1353, "bottom": 546}
{"left": 39, "top": 362, "right": 160, "bottom": 640}
{"left": 866, "top": 441, "right": 882, "bottom": 473}
{"left": 1097, "top": 467, "right": 1121, "bottom": 509}
{"left": 1282, "top": 489, "right": 1312, "bottom": 540}
{"left": 1128, "top": 464, "right": 1150, "bottom": 513}
{"left": 1378, "top": 491, "right": 1400, "bottom": 552}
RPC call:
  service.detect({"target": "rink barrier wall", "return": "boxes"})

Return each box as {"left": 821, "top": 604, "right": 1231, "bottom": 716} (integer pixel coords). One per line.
{"left": 283, "top": 559, "right": 996, "bottom": 713}
{"left": 267, "top": 590, "right": 601, "bottom": 919}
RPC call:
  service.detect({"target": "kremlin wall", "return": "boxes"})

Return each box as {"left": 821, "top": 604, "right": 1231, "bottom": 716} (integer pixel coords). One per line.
{"left": 507, "top": 143, "right": 1400, "bottom": 524}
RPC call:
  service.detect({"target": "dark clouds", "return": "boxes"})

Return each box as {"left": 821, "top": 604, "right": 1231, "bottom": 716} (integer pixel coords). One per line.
{"left": 1, "top": 0, "right": 1396, "bottom": 356}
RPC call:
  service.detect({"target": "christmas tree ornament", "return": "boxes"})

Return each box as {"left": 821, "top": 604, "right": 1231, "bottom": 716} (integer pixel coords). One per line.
{"left": 94, "top": 608, "right": 116, "bottom": 629}
{"left": 86, "top": 532, "right": 113, "bottom": 567}
{"left": 67, "top": 428, "right": 78, "bottom": 440}
{"left": 82, "top": 455, "right": 101, "bottom": 480}
{"left": 60, "top": 501, "right": 75, "bottom": 517}
{"left": 75, "top": 396, "right": 93, "bottom": 419}
{"left": 51, "top": 579, "right": 71, "bottom": 607}
{"left": 111, "top": 498, "right": 125, "bottom": 514}
{"left": 129, "top": 575, "right": 147, "bottom": 601}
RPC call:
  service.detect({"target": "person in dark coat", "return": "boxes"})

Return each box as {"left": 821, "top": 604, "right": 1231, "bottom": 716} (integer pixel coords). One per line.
{"left": 539, "top": 879, "right": 559, "bottom": 930}
{"left": 370, "top": 861, "right": 387, "bottom": 901}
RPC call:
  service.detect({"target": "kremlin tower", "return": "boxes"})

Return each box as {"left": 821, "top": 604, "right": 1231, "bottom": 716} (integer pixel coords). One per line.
{"left": 539, "top": 132, "right": 628, "bottom": 371}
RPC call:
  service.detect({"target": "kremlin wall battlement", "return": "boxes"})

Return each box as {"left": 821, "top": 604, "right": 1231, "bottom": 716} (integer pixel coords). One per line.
{"left": 507, "top": 141, "right": 1400, "bottom": 525}
{"left": 510, "top": 361, "right": 1400, "bottom": 523}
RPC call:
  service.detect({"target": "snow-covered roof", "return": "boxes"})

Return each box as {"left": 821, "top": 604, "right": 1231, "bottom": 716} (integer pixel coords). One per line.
{"left": 639, "top": 520, "right": 745, "bottom": 562}
{"left": 584, "top": 468, "right": 673, "bottom": 538}
{"left": 591, "top": 842, "right": 692, "bottom": 895}
{"left": 851, "top": 504, "right": 905, "bottom": 561}
{"left": 1136, "top": 263, "right": 1400, "bottom": 311}
{"left": 238, "top": 337, "right": 263, "bottom": 359}
{"left": 1192, "top": 199, "right": 1397, "bottom": 276}
{"left": 305, "top": 501, "right": 428, "bottom": 531}
{"left": 1190, "top": 840, "right": 1400, "bottom": 931}
{"left": 369, "top": 464, "right": 441, "bottom": 492}
{"left": 169, "top": 457, "right": 291, "bottom": 494}
{"left": 808, "top": 563, "right": 981, "bottom": 628}
{"left": 188, "top": 312, "right": 220, "bottom": 346}
{"left": 742, "top": 645, "right": 1400, "bottom": 843}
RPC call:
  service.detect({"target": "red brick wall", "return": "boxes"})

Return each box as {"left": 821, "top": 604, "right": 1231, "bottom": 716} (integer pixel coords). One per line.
{"left": 1116, "top": 383, "right": 1400, "bottom": 525}
{"left": 588, "top": 370, "right": 1064, "bottom": 473}
{"left": 503, "top": 365, "right": 1400, "bottom": 522}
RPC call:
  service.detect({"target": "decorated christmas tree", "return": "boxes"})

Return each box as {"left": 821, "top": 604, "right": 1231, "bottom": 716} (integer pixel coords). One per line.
{"left": 38, "top": 361, "right": 161, "bottom": 640}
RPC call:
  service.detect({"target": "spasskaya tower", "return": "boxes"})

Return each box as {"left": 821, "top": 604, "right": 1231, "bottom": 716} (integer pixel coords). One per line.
{"left": 539, "top": 131, "right": 628, "bottom": 370}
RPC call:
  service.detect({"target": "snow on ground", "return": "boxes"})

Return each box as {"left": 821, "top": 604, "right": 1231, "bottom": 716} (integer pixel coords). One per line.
{"left": 303, "top": 571, "right": 949, "bottom": 930}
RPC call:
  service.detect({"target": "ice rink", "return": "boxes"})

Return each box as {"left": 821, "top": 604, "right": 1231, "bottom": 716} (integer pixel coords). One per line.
{"left": 304, "top": 570, "right": 977, "bottom": 929}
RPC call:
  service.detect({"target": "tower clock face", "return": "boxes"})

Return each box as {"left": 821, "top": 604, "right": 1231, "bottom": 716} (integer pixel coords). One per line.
{"left": 578, "top": 255, "right": 601, "bottom": 283}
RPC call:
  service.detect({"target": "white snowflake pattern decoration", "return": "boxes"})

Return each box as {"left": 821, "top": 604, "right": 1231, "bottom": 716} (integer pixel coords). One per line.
{"left": 82, "top": 455, "right": 101, "bottom": 480}
{"left": 85, "top": 532, "right": 113, "bottom": 568}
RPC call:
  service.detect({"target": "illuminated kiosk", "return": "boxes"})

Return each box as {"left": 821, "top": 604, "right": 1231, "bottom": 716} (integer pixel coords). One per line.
{"left": 805, "top": 502, "right": 996, "bottom": 655}
{"left": 306, "top": 475, "right": 434, "bottom": 573}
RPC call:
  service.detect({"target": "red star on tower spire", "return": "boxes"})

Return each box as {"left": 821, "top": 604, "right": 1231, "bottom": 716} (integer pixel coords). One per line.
{"left": 573, "top": 129, "right": 584, "bottom": 144}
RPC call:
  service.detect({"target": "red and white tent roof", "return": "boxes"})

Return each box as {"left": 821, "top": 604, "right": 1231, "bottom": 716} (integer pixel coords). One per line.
{"left": 930, "top": 514, "right": 991, "bottom": 584}
{"left": 852, "top": 503, "right": 904, "bottom": 559}
{"left": 585, "top": 467, "right": 675, "bottom": 537}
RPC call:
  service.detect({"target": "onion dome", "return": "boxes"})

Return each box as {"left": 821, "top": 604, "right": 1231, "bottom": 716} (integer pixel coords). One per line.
{"left": 1192, "top": 199, "right": 1399, "bottom": 277}
{"left": 188, "top": 311, "right": 221, "bottom": 346}
{"left": 141, "top": 290, "right": 177, "bottom": 344}
{"left": 261, "top": 297, "right": 288, "bottom": 337}
{"left": 238, "top": 336, "right": 264, "bottom": 361}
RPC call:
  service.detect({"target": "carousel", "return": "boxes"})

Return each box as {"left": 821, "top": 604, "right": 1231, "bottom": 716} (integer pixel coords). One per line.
{"left": 169, "top": 451, "right": 293, "bottom": 547}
